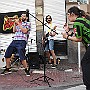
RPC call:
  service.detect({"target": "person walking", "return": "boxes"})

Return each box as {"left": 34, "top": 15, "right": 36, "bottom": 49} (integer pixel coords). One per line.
{"left": 62, "top": 6, "right": 90, "bottom": 90}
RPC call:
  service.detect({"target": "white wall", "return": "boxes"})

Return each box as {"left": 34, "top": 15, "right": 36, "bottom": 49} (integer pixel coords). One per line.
{"left": 0, "top": 0, "right": 37, "bottom": 53}
{"left": 44, "top": 0, "right": 66, "bottom": 40}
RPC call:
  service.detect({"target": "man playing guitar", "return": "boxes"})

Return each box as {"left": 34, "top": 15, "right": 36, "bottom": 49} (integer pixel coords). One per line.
{"left": 43, "top": 15, "right": 57, "bottom": 66}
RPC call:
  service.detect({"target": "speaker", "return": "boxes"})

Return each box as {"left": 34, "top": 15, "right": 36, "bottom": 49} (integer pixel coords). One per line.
{"left": 54, "top": 40, "right": 67, "bottom": 56}
{"left": 26, "top": 52, "right": 40, "bottom": 69}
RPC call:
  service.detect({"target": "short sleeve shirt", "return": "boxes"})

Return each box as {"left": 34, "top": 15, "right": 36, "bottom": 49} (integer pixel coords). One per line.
{"left": 13, "top": 21, "right": 31, "bottom": 41}
{"left": 73, "top": 17, "right": 90, "bottom": 47}
{"left": 44, "top": 23, "right": 56, "bottom": 40}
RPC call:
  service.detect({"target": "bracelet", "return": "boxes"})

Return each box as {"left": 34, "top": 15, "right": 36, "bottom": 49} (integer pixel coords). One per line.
{"left": 70, "top": 32, "right": 74, "bottom": 36}
{"left": 66, "top": 29, "right": 70, "bottom": 34}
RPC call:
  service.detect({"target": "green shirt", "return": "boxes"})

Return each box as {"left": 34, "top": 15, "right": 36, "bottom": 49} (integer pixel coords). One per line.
{"left": 73, "top": 17, "right": 90, "bottom": 48}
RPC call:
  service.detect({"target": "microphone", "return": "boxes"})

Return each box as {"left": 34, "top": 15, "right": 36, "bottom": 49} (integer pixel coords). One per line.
{"left": 26, "top": 9, "right": 29, "bottom": 22}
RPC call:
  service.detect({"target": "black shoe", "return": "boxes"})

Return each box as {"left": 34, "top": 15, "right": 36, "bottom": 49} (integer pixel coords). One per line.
{"left": 51, "top": 64, "right": 57, "bottom": 69}
{"left": 1, "top": 68, "right": 12, "bottom": 75}
{"left": 25, "top": 68, "right": 30, "bottom": 76}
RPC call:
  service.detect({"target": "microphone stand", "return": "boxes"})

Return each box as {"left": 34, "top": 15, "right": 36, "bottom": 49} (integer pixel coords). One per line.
{"left": 27, "top": 9, "right": 54, "bottom": 87}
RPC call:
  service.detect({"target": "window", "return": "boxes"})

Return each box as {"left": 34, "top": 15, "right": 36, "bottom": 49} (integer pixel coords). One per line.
{"left": 77, "top": 0, "right": 88, "bottom": 4}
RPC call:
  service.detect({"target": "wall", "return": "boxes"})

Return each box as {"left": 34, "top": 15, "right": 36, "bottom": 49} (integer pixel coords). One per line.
{"left": 35, "top": 0, "right": 67, "bottom": 56}
{"left": 0, "top": 0, "right": 37, "bottom": 54}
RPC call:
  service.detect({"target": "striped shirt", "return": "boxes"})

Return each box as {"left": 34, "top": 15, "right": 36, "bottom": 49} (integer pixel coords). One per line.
{"left": 13, "top": 21, "right": 31, "bottom": 41}
{"left": 73, "top": 17, "right": 90, "bottom": 48}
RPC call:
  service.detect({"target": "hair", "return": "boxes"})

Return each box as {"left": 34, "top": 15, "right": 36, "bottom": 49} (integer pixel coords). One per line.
{"left": 45, "top": 15, "right": 52, "bottom": 22}
{"left": 68, "top": 6, "right": 86, "bottom": 18}
{"left": 85, "top": 12, "right": 90, "bottom": 20}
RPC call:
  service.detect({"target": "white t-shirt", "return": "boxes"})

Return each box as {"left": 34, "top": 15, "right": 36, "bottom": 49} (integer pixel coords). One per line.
{"left": 44, "top": 23, "right": 56, "bottom": 40}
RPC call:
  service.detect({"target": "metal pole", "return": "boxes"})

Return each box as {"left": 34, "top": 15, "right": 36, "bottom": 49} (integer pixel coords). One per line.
{"left": 78, "top": 2, "right": 81, "bottom": 73}
{"left": 78, "top": 42, "right": 81, "bottom": 73}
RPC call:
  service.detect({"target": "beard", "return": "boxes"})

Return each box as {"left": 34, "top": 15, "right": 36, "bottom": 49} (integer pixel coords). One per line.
{"left": 22, "top": 18, "right": 26, "bottom": 22}
{"left": 47, "top": 20, "right": 51, "bottom": 23}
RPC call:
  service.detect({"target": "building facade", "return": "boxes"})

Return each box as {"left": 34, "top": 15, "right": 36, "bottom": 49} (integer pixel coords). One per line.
{"left": 0, "top": 0, "right": 66, "bottom": 67}
{"left": 1, "top": 0, "right": 89, "bottom": 65}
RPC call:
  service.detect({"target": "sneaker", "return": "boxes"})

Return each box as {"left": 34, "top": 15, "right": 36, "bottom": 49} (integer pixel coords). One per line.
{"left": 51, "top": 64, "right": 57, "bottom": 69}
{"left": 25, "top": 68, "right": 30, "bottom": 76}
{"left": 1, "top": 68, "right": 12, "bottom": 75}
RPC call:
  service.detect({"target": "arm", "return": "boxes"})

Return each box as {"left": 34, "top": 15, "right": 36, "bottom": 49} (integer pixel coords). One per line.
{"left": 13, "top": 23, "right": 16, "bottom": 33}
{"left": 49, "top": 32, "right": 56, "bottom": 36}
{"left": 67, "top": 35, "right": 82, "bottom": 42}
{"left": 14, "top": 19, "right": 28, "bottom": 33}
{"left": 49, "top": 25, "right": 57, "bottom": 36}
{"left": 63, "top": 23, "right": 73, "bottom": 36}
{"left": 62, "top": 22, "right": 82, "bottom": 41}
{"left": 61, "top": 32, "right": 82, "bottom": 42}
{"left": 18, "top": 24, "right": 28, "bottom": 33}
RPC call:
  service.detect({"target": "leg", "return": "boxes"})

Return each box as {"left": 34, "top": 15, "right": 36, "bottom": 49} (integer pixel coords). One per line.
{"left": 45, "top": 51, "right": 51, "bottom": 63}
{"left": 21, "top": 59, "right": 30, "bottom": 76}
{"left": 17, "top": 41, "right": 30, "bottom": 76}
{"left": 18, "top": 49, "right": 28, "bottom": 70}
{"left": 5, "top": 43, "right": 16, "bottom": 68}
{"left": 49, "top": 40, "right": 56, "bottom": 65}
{"left": 6, "top": 58, "right": 11, "bottom": 68}
{"left": 1, "top": 43, "right": 15, "bottom": 75}
{"left": 21, "top": 59, "right": 28, "bottom": 69}
{"left": 45, "top": 41, "right": 52, "bottom": 63}
{"left": 81, "top": 45, "right": 90, "bottom": 90}
{"left": 50, "top": 50, "right": 56, "bottom": 65}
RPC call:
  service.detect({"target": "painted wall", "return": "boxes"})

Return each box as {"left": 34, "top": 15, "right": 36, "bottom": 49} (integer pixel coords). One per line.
{"left": 0, "top": 0, "right": 37, "bottom": 54}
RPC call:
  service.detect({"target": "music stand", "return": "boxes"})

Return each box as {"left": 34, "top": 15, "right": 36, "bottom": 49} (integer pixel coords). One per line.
{"left": 26, "top": 9, "right": 54, "bottom": 87}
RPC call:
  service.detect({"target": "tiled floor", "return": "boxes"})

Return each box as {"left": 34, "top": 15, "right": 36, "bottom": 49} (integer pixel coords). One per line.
{"left": 0, "top": 59, "right": 83, "bottom": 88}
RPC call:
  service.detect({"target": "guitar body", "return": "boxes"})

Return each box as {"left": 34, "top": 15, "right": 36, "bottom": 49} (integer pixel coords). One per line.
{"left": 43, "top": 36, "right": 48, "bottom": 47}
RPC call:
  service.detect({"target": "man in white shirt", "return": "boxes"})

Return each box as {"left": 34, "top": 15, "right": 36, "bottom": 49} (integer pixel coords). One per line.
{"left": 44, "top": 15, "right": 57, "bottom": 65}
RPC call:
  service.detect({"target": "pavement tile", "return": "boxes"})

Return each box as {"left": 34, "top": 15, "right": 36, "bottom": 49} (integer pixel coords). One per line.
{"left": 0, "top": 59, "right": 83, "bottom": 89}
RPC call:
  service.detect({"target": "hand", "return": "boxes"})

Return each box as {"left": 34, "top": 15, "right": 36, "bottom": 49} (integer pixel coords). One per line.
{"left": 53, "top": 26, "right": 57, "bottom": 30}
{"left": 49, "top": 32, "right": 52, "bottom": 36}
{"left": 15, "top": 19, "right": 20, "bottom": 25}
{"left": 63, "top": 23, "right": 69, "bottom": 32}
{"left": 49, "top": 32, "right": 56, "bottom": 36}
{"left": 61, "top": 32, "right": 68, "bottom": 39}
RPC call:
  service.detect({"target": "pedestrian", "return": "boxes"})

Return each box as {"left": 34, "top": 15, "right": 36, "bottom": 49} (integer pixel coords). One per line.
{"left": 43, "top": 15, "right": 57, "bottom": 66}
{"left": 1, "top": 12, "right": 31, "bottom": 76}
{"left": 61, "top": 6, "right": 90, "bottom": 90}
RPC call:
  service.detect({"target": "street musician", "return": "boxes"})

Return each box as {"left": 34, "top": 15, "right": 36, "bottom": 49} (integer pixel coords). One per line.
{"left": 1, "top": 12, "right": 31, "bottom": 76}
{"left": 43, "top": 15, "right": 57, "bottom": 66}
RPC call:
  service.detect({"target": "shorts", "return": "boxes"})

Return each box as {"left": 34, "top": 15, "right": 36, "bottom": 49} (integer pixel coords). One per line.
{"left": 45, "top": 39, "right": 54, "bottom": 51}
{"left": 5, "top": 40, "right": 27, "bottom": 61}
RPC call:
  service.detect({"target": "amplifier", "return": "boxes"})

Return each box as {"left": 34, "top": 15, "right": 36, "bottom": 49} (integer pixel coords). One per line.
{"left": 26, "top": 52, "right": 40, "bottom": 69}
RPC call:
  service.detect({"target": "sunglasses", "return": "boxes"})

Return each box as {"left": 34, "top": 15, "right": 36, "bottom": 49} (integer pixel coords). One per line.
{"left": 46, "top": 18, "right": 51, "bottom": 19}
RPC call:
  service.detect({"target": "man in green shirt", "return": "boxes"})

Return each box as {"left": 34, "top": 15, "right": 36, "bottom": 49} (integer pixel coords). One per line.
{"left": 62, "top": 6, "right": 90, "bottom": 90}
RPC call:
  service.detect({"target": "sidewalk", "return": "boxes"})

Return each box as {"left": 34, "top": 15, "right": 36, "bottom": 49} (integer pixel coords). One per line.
{"left": 64, "top": 85, "right": 86, "bottom": 90}
{"left": 0, "top": 59, "right": 83, "bottom": 90}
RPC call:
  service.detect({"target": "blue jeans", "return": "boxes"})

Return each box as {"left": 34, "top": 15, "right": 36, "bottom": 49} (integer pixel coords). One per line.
{"left": 5, "top": 40, "right": 27, "bottom": 61}
{"left": 45, "top": 39, "right": 54, "bottom": 51}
